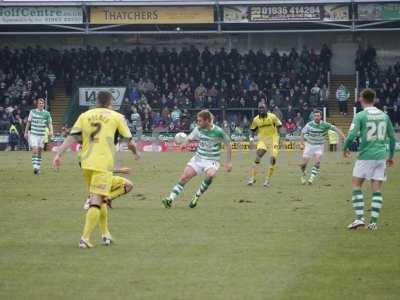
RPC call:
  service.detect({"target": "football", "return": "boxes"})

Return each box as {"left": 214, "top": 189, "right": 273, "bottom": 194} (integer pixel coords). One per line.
{"left": 174, "top": 132, "right": 188, "bottom": 144}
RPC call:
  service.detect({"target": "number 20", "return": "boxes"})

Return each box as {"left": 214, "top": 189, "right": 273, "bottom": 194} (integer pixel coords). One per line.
{"left": 366, "top": 121, "right": 386, "bottom": 141}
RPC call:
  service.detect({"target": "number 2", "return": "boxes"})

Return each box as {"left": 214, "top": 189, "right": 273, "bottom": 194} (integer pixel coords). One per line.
{"left": 366, "top": 121, "right": 386, "bottom": 141}
{"left": 90, "top": 122, "right": 102, "bottom": 141}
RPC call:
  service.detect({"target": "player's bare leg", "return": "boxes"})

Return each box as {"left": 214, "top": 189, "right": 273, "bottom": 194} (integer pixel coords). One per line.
{"left": 248, "top": 149, "right": 265, "bottom": 186}
{"left": 189, "top": 168, "right": 217, "bottom": 208}
{"left": 348, "top": 177, "right": 366, "bottom": 230}
{"left": 299, "top": 157, "right": 310, "bottom": 185}
{"left": 162, "top": 165, "right": 196, "bottom": 208}
{"left": 368, "top": 179, "right": 383, "bottom": 230}
{"left": 308, "top": 155, "right": 321, "bottom": 185}
{"left": 80, "top": 193, "right": 104, "bottom": 248}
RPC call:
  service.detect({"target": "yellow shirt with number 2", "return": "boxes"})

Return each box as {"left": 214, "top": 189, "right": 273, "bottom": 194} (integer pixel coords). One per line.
{"left": 70, "top": 108, "right": 132, "bottom": 172}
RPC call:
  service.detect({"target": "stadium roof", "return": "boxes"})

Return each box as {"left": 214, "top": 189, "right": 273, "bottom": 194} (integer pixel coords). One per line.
{"left": 1, "top": 0, "right": 398, "bottom": 5}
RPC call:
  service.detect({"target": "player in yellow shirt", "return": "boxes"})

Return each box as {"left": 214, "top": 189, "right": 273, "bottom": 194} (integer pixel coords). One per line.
{"left": 53, "top": 91, "right": 139, "bottom": 249}
{"left": 248, "top": 104, "right": 282, "bottom": 187}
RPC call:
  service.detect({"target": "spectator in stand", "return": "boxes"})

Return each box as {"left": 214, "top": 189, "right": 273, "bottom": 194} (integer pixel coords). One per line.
{"left": 285, "top": 118, "right": 296, "bottom": 134}
{"left": 328, "top": 125, "right": 338, "bottom": 152}
{"left": 272, "top": 105, "right": 283, "bottom": 122}
{"left": 294, "top": 111, "right": 305, "bottom": 129}
{"left": 171, "top": 106, "right": 182, "bottom": 125}
{"left": 8, "top": 123, "right": 19, "bottom": 150}
{"left": 284, "top": 105, "right": 296, "bottom": 121}
{"left": 130, "top": 107, "right": 143, "bottom": 140}
{"left": 336, "top": 84, "right": 350, "bottom": 115}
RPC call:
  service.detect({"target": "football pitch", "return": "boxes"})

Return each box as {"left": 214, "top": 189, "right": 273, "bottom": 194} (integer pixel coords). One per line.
{"left": 0, "top": 150, "right": 399, "bottom": 300}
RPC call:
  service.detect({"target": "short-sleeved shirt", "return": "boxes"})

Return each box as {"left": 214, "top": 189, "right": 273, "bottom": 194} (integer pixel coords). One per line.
{"left": 70, "top": 108, "right": 132, "bottom": 172}
{"left": 302, "top": 121, "right": 335, "bottom": 145}
{"left": 188, "top": 125, "right": 230, "bottom": 161}
{"left": 344, "top": 107, "right": 396, "bottom": 160}
{"left": 250, "top": 113, "right": 282, "bottom": 138}
{"left": 28, "top": 109, "right": 52, "bottom": 137}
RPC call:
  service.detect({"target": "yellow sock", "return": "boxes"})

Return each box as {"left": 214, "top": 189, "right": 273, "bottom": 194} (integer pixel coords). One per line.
{"left": 82, "top": 206, "right": 101, "bottom": 241}
{"left": 109, "top": 184, "right": 126, "bottom": 200}
{"left": 250, "top": 164, "right": 259, "bottom": 179}
{"left": 267, "top": 166, "right": 275, "bottom": 180}
{"left": 99, "top": 203, "right": 111, "bottom": 237}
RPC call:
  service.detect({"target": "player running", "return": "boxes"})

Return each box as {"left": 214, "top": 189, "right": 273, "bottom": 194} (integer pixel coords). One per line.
{"left": 300, "top": 110, "right": 345, "bottom": 185}
{"left": 53, "top": 91, "right": 139, "bottom": 248}
{"left": 24, "top": 98, "right": 53, "bottom": 174}
{"left": 247, "top": 104, "right": 282, "bottom": 187}
{"left": 161, "top": 110, "right": 232, "bottom": 208}
{"left": 344, "top": 88, "right": 396, "bottom": 231}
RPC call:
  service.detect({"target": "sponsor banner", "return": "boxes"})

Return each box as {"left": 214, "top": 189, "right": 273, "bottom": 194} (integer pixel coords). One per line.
{"left": 358, "top": 3, "right": 400, "bottom": 21}
{"left": 250, "top": 5, "right": 321, "bottom": 22}
{"left": 90, "top": 6, "right": 214, "bottom": 24}
{"left": 223, "top": 6, "right": 249, "bottom": 23}
{"left": 322, "top": 5, "right": 349, "bottom": 21}
{"left": 223, "top": 5, "right": 349, "bottom": 22}
{"left": 79, "top": 87, "right": 126, "bottom": 109}
{"left": 0, "top": 7, "right": 83, "bottom": 24}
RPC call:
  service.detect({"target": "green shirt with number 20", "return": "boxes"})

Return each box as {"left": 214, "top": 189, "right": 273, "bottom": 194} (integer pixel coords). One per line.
{"left": 344, "top": 107, "right": 396, "bottom": 160}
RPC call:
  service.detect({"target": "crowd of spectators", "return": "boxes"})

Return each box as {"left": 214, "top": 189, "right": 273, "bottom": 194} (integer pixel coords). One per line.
{"left": 0, "top": 46, "right": 56, "bottom": 149}
{"left": 95, "top": 44, "right": 331, "bottom": 134}
{"left": 0, "top": 44, "right": 332, "bottom": 143}
{"left": 356, "top": 45, "right": 400, "bottom": 127}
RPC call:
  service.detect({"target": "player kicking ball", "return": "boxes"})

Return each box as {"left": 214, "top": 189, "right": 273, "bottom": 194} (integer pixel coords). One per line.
{"left": 300, "top": 110, "right": 345, "bottom": 185}
{"left": 24, "top": 98, "right": 53, "bottom": 174}
{"left": 247, "top": 104, "right": 282, "bottom": 187}
{"left": 53, "top": 91, "right": 139, "bottom": 248}
{"left": 344, "top": 89, "right": 396, "bottom": 230}
{"left": 83, "top": 166, "right": 133, "bottom": 210}
{"left": 162, "top": 110, "right": 232, "bottom": 208}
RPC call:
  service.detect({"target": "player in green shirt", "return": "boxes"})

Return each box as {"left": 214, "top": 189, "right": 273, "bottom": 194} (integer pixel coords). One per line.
{"left": 162, "top": 110, "right": 232, "bottom": 208}
{"left": 344, "top": 88, "right": 396, "bottom": 230}
{"left": 24, "top": 98, "right": 53, "bottom": 174}
{"left": 300, "top": 110, "right": 345, "bottom": 185}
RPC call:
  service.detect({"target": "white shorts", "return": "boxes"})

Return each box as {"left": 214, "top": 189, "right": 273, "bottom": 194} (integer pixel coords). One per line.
{"left": 303, "top": 143, "right": 324, "bottom": 159}
{"left": 353, "top": 160, "right": 387, "bottom": 181}
{"left": 187, "top": 155, "right": 220, "bottom": 175}
{"left": 29, "top": 134, "right": 45, "bottom": 148}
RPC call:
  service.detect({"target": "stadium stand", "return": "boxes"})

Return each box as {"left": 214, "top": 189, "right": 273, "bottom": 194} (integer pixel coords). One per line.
{"left": 0, "top": 44, "right": 331, "bottom": 139}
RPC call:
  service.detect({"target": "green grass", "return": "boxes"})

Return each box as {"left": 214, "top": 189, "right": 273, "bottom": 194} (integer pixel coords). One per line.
{"left": 0, "top": 150, "right": 399, "bottom": 300}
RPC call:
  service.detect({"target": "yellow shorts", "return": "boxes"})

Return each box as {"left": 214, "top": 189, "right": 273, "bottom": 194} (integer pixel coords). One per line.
{"left": 110, "top": 175, "right": 128, "bottom": 193}
{"left": 82, "top": 169, "right": 113, "bottom": 197}
{"left": 256, "top": 136, "right": 280, "bottom": 157}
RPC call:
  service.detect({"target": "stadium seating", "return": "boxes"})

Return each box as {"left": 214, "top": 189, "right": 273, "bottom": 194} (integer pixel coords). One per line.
{"left": 0, "top": 45, "right": 332, "bottom": 137}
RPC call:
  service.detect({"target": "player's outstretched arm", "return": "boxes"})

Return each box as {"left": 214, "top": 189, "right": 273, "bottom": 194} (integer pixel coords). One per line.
{"left": 113, "top": 166, "right": 131, "bottom": 174}
{"left": 126, "top": 138, "right": 140, "bottom": 160}
{"left": 53, "top": 135, "right": 79, "bottom": 170}
{"left": 334, "top": 126, "right": 346, "bottom": 141}
{"left": 343, "top": 115, "right": 361, "bottom": 158}
{"left": 48, "top": 120, "right": 54, "bottom": 138}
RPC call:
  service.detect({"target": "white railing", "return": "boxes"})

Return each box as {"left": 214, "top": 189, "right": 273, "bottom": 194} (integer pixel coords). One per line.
{"left": 323, "top": 106, "right": 327, "bottom": 122}
{"left": 355, "top": 71, "right": 359, "bottom": 103}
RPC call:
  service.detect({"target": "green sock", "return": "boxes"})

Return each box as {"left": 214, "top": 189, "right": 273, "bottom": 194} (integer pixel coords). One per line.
{"left": 32, "top": 155, "right": 38, "bottom": 169}
{"left": 37, "top": 156, "right": 42, "bottom": 169}
{"left": 309, "top": 164, "right": 320, "bottom": 181}
{"left": 352, "top": 189, "right": 364, "bottom": 220}
{"left": 195, "top": 178, "right": 213, "bottom": 198}
{"left": 169, "top": 182, "right": 185, "bottom": 201}
{"left": 370, "top": 192, "right": 383, "bottom": 224}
